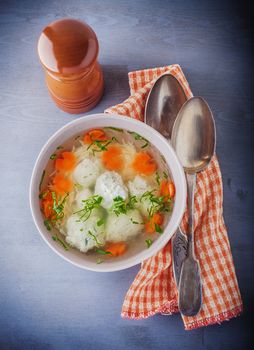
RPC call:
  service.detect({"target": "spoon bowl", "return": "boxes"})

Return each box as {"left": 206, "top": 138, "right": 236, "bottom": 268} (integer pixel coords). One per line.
{"left": 145, "top": 73, "right": 187, "bottom": 139}
{"left": 172, "top": 97, "right": 216, "bottom": 173}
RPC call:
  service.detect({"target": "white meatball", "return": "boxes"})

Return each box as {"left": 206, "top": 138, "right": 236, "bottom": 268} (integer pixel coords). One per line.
{"left": 128, "top": 175, "right": 151, "bottom": 196}
{"left": 106, "top": 210, "right": 143, "bottom": 242}
{"left": 75, "top": 188, "right": 92, "bottom": 209}
{"left": 139, "top": 198, "right": 153, "bottom": 217}
{"left": 128, "top": 175, "right": 153, "bottom": 217}
{"left": 95, "top": 171, "right": 128, "bottom": 209}
{"left": 66, "top": 214, "right": 105, "bottom": 253}
{"left": 73, "top": 158, "right": 101, "bottom": 187}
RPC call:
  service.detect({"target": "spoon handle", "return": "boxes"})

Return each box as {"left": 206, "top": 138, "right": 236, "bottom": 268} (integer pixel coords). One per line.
{"left": 178, "top": 173, "right": 202, "bottom": 316}
{"left": 187, "top": 173, "right": 196, "bottom": 256}
{"left": 172, "top": 228, "right": 187, "bottom": 287}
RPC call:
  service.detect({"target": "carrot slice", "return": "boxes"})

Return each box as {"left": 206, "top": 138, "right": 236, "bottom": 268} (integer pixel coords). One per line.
{"left": 41, "top": 191, "right": 54, "bottom": 218}
{"left": 55, "top": 152, "right": 76, "bottom": 172}
{"left": 106, "top": 242, "right": 127, "bottom": 257}
{"left": 132, "top": 152, "right": 157, "bottom": 175}
{"left": 52, "top": 174, "right": 73, "bottom": 195}
{"left": 145, "top": 213, "right": 164, "bottom": 234}
{"left": 83, "top": 129, "right": 108, "bottom": 144}
{"left": 160, "top": 180, "right": 175, "bottom": 200}
{"left": 102, "top": 145, "right": 123, "bottom": 170}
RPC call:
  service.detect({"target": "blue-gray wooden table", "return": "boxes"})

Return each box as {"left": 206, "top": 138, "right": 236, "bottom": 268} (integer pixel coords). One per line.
{"left": 0, "top": 0, "right": 253, "bottom": 349}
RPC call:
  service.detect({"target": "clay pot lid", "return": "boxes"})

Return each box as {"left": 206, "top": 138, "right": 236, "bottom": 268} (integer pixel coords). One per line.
{"left": 38, "top": 18, "right": 99, "bottom": 76}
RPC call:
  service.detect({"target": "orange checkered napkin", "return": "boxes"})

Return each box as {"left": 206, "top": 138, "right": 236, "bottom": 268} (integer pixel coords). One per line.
{"left": 105, "top": 64, "right": 243, "bottom": 330}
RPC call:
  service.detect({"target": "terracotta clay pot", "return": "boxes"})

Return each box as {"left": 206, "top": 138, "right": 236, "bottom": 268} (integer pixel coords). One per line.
{"left": 38, "top": 18, "right": 104, "bottom": 114}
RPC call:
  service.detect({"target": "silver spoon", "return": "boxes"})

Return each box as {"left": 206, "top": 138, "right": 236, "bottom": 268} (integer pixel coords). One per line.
{"left": 144, "top": 73, "right": 188, "bottom": 286}
{"left": 171, "top": 96, "right": 216, "bottom": 316}
{"left": 145, "top": 73, "right": 187, "bottom": 139}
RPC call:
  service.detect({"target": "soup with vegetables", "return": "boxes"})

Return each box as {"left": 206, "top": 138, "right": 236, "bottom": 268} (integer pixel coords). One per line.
{"left": 39, "top": 127, "right": 175, "bottom": 264}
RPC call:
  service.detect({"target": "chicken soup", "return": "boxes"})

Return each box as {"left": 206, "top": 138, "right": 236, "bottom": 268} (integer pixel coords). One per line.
{"left": 39, "top": 127, "right": 175, "bottom": 263}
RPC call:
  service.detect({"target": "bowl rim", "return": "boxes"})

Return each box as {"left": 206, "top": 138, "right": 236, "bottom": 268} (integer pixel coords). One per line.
{"left": 29, "top": 113, "right": 186, "bottom": 272}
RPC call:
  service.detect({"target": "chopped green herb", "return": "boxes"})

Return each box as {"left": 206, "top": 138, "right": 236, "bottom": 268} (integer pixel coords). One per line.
{"left": 52, "top": 235, "right": 69, "bottom": 251}
{"left": 140, "top": 190, "right": 155, "bottom": 201}
{"left": 80, "top": 228, "right": 84, "bottom": 232}
{"left": 127, "top": 195, "right": 138, "bottom": 210}
{"left": 145, "top": 239, "right": 153, "bottom": 248}
{"left": 39, "top": 170, "right": 45, "bottom": 191}
{"left": 74, "top": 195, "right": 103, "bottom": 222}
{"left": 127, "top": 131, "right": 149, "bottom": 148}
{"left": 155, "top": 223, "right": 163, "bottom": 234}
{"left": 110, "top": 195, "right": 137, "bottom": 216}
{"left": 97, "top": 218, "right": 105, "bottom": 226}
{"left": 50, "top": 153, "right": 57, "bottom": 160}
{"left": 87, "top": 136, "right": 118, "bottom": 155}
{"left": 42, "top": 192, "right": 68, "bottom": 232}
{"left": 56, "top": 145, "right": 63, "bottom": 150}
{"left": 96, "top": 258, "right": 104, "bottom": 264}
{"left": 140, "top": 190, "right": 172, "bottom": 217}
{"left": 39, "top": 191, "right": 48, "bottom": 199}
{"left": 75, "top": 135, "right": 81, "bottom": 140}
{"left": 87, "top": 230, "right": 103, "bottom": 246}
{"left": 155, "top": 172, "right": 161, "bottom": 185}
{"left": 110, "top": 196, "right": 126, "bottom": 216}
{"left": 130, "top": 218, "right": 145, "bottom": 225}
{"left": 51, "top": 192, "right": 69, "bottom": 221}
{"left": 44, "top": 219, "right": 51, "bottom": 231}
{"left": 95, "top": 249, "right": 112, "bottom": 255}
{"left": 74, "top": 183, "right": 83, "bottom": 191}
{"left": 163, "top": 171, "right": 168, "bottom": 179}
{"left": 105, "top": 127, "right": 124, "bottom": 132}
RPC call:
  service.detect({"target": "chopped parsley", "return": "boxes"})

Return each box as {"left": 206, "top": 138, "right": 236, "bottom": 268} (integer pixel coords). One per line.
{"left": 110, "top": 195, "right": 137, "bottom": 216}
{"left": 50, "top": 153, "right": 57, "bottom": 160}
{"left": 140, "top": 190, "right": 172, "bottom": 217}
{"left": 87, "top": 231, "right": 103, "bottom": 246}
{"left": 43, "top": 192, "right": 69, "bottom": 233}
{"left": 39, "top": 170, "right": 45, "bottom": 191}
{"left": 130, "top": 218, "right": 145, "bottom": 225}
{"left": 110, "top": 196, "right": 126, "bottom": 216}
{"left": 97, "top": 218, "right": 105, "bottom": 226}
{"left": 39, "top": 191, "right": 48, "bottom": 199}
{"left": 145, "top": 239, "right": 153, "bottom": 248}
{"left": 127, "top": 195, "right": 138, "bottom": 210}
{"left": 95, "top": 249, "right": 112, "bottom": 255}
{"left": 155, "top": 223, "right": 163, "bottom": 234}
{"left": 56, "top": 145, "right": 63, "bottom": 150}
{"left": 74, "top": 195, "right": 103, "bottom": 222}
{"left": 87, "top": 136, "right": 118, "bottom": 155}
{"left": 44, "top": 219, "right": 51, "bottom": 231}
{"left": 163, "top": 171, "right": 168, "bottom": 179}
{"left": 74, "top": 183, "right": 83, "bottom": 191}
{"left": 155, "top": 172, "right": 161, "bottom": 185}
{"left": 51, "top": 192, "right": 69, "bottom": 221}
{"left": 127, "top": 131, "right": 149, "bottom": 148}
{"left": 52, "top": 235, "right": 70, "bottom": 251}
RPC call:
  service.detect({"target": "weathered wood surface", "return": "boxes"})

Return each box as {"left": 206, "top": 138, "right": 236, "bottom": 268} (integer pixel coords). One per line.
{"left": 0, "top": 0, "right": 253, "bottom": 349}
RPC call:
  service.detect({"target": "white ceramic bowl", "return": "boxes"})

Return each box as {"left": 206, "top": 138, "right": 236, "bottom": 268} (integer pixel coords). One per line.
{"left": 30, "top": 113, "right": 186, "bottom": 272}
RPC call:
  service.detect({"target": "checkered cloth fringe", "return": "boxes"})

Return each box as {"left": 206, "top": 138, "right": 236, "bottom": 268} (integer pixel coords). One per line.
{"left": 105, "top": 64, "right": 243, "bottom": 330}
